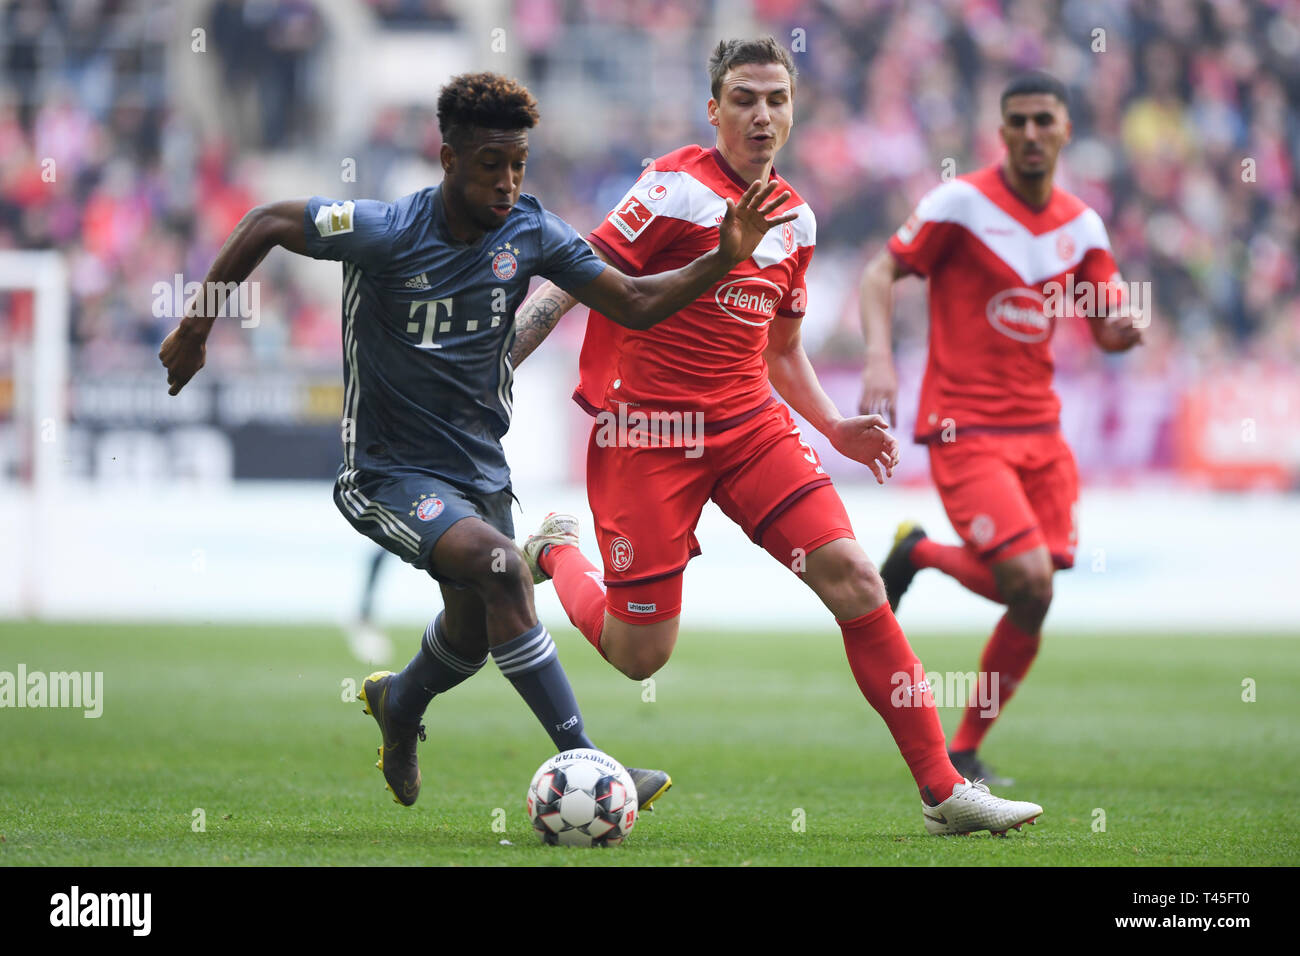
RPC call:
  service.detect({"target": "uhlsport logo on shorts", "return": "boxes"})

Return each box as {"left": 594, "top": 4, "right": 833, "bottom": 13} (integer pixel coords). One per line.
{"left": 410, "top": 495, "right": 445, "bottom": 521}
{"left": 609, "top": 536, "right": 634, "bottom": 572}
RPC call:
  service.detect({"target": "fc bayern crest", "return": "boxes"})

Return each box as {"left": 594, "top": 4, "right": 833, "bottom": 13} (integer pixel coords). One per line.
{"left": 609, "top": 536, "right": 633, "bottom": 572}
{"left": 415, "top": 497, "right": 445, "bottom": 521}
{"left": 781, "top": 221, "right": 795, "bottom": 255}
{"left": 492, "top": 250, "right": 518, "bottom": 280}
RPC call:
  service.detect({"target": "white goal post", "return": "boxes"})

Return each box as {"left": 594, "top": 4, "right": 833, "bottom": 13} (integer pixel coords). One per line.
{"left": 1, "top": 250, "right": 69, "bottom": 618}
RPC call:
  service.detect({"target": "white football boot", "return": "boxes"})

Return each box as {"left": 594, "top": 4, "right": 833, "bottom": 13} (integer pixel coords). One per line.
{"left": 522, "top": 512, "right": 580, "bottom": 585}
{"left": 922, "top": 778, "right": 1043, "bottom": 836}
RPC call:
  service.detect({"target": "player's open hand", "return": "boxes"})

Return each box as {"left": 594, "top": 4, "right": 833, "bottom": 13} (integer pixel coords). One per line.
{"left": 718, "top": 179, "right": 798, "bottom": 267}
{"left": 829, "top": 414, "right": 899, "bottom": 485}
{"left": 859, "top": 356, "right": 899, "bottom": 426}
{"left": 159, "top": 324, "right": 207, "bottom": 395}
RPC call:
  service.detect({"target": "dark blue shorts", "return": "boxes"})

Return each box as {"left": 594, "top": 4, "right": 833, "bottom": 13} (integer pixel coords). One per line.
{"left": 333, "top": 466, "right": 515, "bottom": 583}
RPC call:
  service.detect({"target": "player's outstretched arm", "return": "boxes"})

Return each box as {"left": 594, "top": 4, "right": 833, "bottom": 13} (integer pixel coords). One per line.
{"left": 568, "top": 179, "right": 797, "bottom": 332}
{"left": 857, "top": 248, "right": 910, "bottom": 426}
{"left": 765, "top": 315, "right": 899, "bottom": 485}
{"left": 159, "top": 200, "right": 310, "bottom": 395}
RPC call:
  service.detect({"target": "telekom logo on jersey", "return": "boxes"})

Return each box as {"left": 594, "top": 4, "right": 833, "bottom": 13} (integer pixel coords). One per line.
{"left": 715, "top": 277, "right": 781, "bottom": 327}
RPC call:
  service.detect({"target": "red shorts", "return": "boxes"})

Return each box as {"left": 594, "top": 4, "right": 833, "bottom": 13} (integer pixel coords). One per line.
{"left": 587, "top": 401, "right": 855, "bottom": 623}
{"left": 927, "top": 428, "right": 1079, "bottom": 569}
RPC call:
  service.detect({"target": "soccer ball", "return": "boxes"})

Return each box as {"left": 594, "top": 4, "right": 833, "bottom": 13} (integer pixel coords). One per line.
{"left": 526, "top": 748, "right": 638, "bottom": 847}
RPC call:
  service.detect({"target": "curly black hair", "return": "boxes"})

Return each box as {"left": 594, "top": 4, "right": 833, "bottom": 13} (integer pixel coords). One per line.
{"left": 437, "top": 72, "right": 540, "bottom": 151}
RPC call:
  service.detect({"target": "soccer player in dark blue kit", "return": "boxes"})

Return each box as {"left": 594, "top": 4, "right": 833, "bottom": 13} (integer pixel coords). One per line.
{"left": 159, "top": 73, "right": 795, "bottom": 810}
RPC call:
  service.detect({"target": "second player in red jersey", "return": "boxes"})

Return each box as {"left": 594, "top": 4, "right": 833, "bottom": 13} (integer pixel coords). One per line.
{"left": 858, "top": 71, "right": 1144, "bottom": 785}
{"left": 510, "top": 37, "right": 1044, "bottom": 836}
{"left": 576, "top": 142, "right": 813, "bottom": 426}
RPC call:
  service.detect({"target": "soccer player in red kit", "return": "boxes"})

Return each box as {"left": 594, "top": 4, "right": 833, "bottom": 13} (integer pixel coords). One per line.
{"left": 857, "top": 72, "right": 1144, "bottom": 785}
{"left": 510, "top": 38, "right": 1043, "bottom": 835}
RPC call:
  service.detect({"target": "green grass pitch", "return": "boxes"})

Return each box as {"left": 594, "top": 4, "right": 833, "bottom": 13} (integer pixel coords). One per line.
{"left": 1, "top": 621, "right": 1297, "bottom": 866}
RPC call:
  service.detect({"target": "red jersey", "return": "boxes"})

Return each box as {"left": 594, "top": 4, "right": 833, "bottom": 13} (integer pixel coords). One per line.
{"left": 577, "top": 145, "right": 814, "bottom": 427}
{"left": 887, "top": 164, "right": 1121, "bottom": 442}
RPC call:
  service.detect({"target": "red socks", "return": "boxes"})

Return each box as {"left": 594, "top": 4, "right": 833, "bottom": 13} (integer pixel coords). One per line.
{"left": 949, "top": 614, "right": 1041, "bottom": 753}
{"left": 839, "top": 603, "right": 963, "bottom": 803}
{"left": 912, "top": 539, "right": 1003, "bottom": 603}
{"left": 539, "top": 544, "right": 608, "bottom": 659}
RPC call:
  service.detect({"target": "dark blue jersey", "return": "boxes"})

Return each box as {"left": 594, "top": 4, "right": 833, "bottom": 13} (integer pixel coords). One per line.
{"left": 303, "top": 187, "right": 606, "bottom": 493}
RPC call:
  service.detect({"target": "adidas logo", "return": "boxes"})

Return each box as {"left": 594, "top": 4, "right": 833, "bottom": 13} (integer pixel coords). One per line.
{"left": 404, "top": 273, "right": 431, "bottom": 290}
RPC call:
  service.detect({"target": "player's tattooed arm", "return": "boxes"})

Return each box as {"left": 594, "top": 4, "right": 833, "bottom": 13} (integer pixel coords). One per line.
{"left": 160, "top": 200, "right": 310, "bottom": 395}
{"left": 570, "top": 179, "right": 797, "bottom": 331}
{"left": 510, "top": 283, "right": 579, "bottom": 367}
{"left": 856, "top": 247, "right": 910, "bottom": 426}
{"left": 511, "top": 240, "right": 626, "bottom": 366}
{"left": 511, "top": 283, "right": 579, "bottom": 367}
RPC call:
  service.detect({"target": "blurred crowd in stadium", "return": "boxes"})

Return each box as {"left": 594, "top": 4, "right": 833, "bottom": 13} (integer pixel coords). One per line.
{"left": 1, "top": 0, "right": 1297, "bottom": 379}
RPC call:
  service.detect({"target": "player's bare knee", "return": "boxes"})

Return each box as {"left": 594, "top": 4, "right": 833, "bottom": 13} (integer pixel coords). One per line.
{"left": 1004, "top": 570, "right": 1052, "bottom": 618}
{"left": 833, "top": 558, "right": 887, "bottom": 613}
{"left": 806, "top": 540, "right": 886, "bottom": 614}
{"left": 604, "top": 619, "right": 675, "bottom": 680}
{"left": 443, "top": 625, "right": 488, "bottom": 662}
{"left": 856, "top": 561, "right": 889, "bottom": 609}
{"left": 617, "top": 653, "right": 666, "bottom": 682}
{"left": 1024, "top": 566, "right": 1053, "bottom": 607}
{"left": 467, "top": 546, "right": 530, "bottom": 601}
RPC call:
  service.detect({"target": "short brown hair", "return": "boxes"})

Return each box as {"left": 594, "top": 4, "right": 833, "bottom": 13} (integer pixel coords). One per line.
{"left": 437, "top": 72, "right": 539, "bottom": 151}
{"left": 708, "top": 36, "right": 797, "bottom": 101}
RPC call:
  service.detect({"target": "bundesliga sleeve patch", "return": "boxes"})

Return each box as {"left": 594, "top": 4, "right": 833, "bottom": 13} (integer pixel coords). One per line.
{"left": 609, "top": 195, "right": 655, "bottom": 241}
{"left": 314, "top": 200, "right": 355, "bottom": 238}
